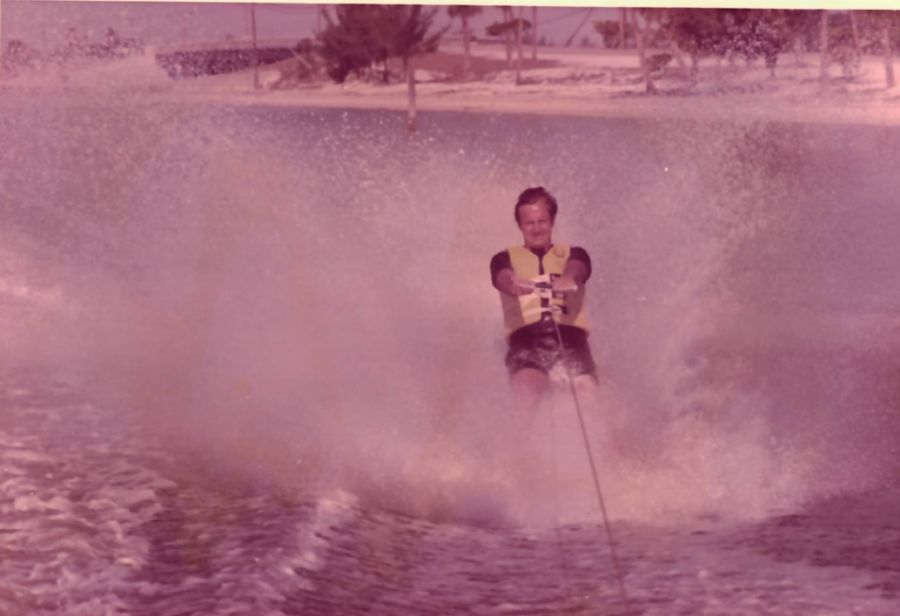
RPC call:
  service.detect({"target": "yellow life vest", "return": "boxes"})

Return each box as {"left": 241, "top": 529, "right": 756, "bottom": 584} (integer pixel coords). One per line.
{"left": 499, "top": 244, "right": 590, "bottom": 339}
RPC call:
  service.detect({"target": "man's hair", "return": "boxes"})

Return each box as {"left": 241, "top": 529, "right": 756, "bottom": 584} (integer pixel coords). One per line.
{"left": 514, "top": 187, "right": 558, "bottom": 223}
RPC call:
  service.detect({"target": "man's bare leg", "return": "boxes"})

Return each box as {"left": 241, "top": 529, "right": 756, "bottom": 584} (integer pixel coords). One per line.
{"left": 505, "top": 368, "right": 552, "bottom": 491}
{"left": 510, "top": 367, "right": 550, "bottom": 413}
{"left": 571, "top": 374, "right": 620, "bottom": 458}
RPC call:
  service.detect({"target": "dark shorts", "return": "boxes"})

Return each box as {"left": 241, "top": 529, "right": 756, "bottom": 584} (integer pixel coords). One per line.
{"left": 505, "top": 319, "right": 597, "bottom": 380}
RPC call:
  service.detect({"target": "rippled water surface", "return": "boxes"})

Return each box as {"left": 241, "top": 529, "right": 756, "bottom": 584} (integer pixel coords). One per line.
{"left": 2, "top": 90, "right": 899, "bottom": 614}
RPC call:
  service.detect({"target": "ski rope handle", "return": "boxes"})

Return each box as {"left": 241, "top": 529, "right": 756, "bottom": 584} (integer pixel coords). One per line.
{"left": 517, "top": 280, "right": 578, "bottom": 295}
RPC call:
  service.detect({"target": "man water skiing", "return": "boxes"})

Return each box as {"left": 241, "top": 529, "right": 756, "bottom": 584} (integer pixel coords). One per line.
{"left": 490, "top": 187, "right": 599, "bottom": 412}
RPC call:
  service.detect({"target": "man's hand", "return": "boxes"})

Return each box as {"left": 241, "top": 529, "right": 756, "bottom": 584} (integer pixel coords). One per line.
{"left": 552, "top": 274, "right": 578, "bottom": 296}
{"left": 497, "top": 269, "right": 533, "bottom": 296}
{"left": 508, "top": 275, "right": 535, "bottom": 296}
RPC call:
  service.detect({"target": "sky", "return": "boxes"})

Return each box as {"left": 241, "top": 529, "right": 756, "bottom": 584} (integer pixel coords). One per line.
{"left": 0, "top": 1, "right": 627, "bottom": 53}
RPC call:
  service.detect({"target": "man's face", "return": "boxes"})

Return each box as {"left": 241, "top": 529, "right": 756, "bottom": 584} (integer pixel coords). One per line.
{"left": 517, "top": 202, "right": 554, "bottom": 250}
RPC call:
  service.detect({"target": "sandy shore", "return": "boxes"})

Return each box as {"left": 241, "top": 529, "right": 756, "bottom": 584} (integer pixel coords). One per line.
{"left": 3, "top": 44, "right": 900, "bottom": 126}
{"left": 149, "top": 86, "right": 900, "bottom": 127}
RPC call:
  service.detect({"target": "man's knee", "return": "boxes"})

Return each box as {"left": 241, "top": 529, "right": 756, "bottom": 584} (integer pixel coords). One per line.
{"left": 512, "top": 368, "right": 548, "bottom": 391}
{"left": 511, "top": 368, "right": 550, "bottom": 412}
{"left": 573, "top": 374, "right": 599, "bottom": 396}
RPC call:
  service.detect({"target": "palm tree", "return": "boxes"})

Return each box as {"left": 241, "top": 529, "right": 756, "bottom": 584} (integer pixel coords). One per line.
{"left": 630, "top": 8, "right": 657, "bottom": 94}
{"left": 487, "top": 6, "right": 518, "bottom": 67}
{"left": 849, "top": 11, "right": 862, "bottom": 75}
{"left": 447, "top": 5, "right": 482, "bottom": 77}
{"left": 502, "top": 6, "right": 514, "bottom": 67}
{"left": 880, "top": 12, "right": 896, "bottom": 88}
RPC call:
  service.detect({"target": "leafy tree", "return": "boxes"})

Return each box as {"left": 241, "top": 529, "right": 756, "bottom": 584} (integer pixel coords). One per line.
{"left": 317, "top": 5, "right": 444, "bottom": 133}
{"left": 447, "top": 5, "right": 482, "bottom": 77}
{"left": 486, "top": 16, "right": 530, "bottom": 37}
{"left": 860, "top": 10, "right": 897, "bottom": 88}
{"left": 487, "top": 7, "right": 518, "bottom": 67}
{"left": 317, "top": 5, "right": 381, "bottom": 83}
{"left": 594, "top": 19, "right": 633, "bottom": 49}
{"left": 317, "top": 5, "right": 443, "bottom": 84}
{"left": 777, "top": 9, "right": 819, "bottom": 64}
{"left": 291, "top": 38, "right": 321, "bottom": 81}
{"left": 631, "top": 8, "right": 689, "bottom": 84}
{"left": 648, "top": 10, "right": 690, "bottom": 74}
{"left": 667, "top": 9, "right": 789, "bottom": 76}
{"left": 668, "top": 9, "right": 728, "bottom": 74}
{"left": 484, "top": 19, "right": 511, "bottom": 37}
{"left": 721, "top": 10, "right": 787, "bottom": 76}
{"left": 1, "top": 40, "right": 40, "bottom": 77}
{"left": 754, "top": 13, "right": 788, "bottom": 77}
{"left": 594, "top": 20, "right": 616, "bottom": 48}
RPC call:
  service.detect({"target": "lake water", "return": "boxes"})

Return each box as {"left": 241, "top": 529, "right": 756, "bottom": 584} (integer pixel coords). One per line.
{"left": 1, "top": 91, "right": 899, "bottom": 614}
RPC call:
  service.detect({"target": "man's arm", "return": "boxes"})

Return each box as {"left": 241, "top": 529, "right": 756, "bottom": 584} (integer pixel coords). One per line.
{"left": 491, "top": 251, "right": 532, "bottom": 297}
{"left": 563, "top": 259, "right": 588, "bottom": 285}
{"left": 553, "top": 247, "right": 592, "bottom": 294}
{"left": 495, "top": 268, "right": 532, "bottom": 296}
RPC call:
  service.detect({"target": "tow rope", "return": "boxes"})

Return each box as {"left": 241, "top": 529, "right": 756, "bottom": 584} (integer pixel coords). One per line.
{"left": 543, "top": 287, "right": 634, "bottom": 616}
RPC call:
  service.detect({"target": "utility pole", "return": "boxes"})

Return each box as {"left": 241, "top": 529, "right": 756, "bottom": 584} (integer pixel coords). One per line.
{"left": 564, "top": 8, "right": 595, "bottom": 48}
{"left": 516, "top": 6, "right": 524, "bottom": 84}
{"left": 182, "top": 9, "right": 194, "bottom": 46}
